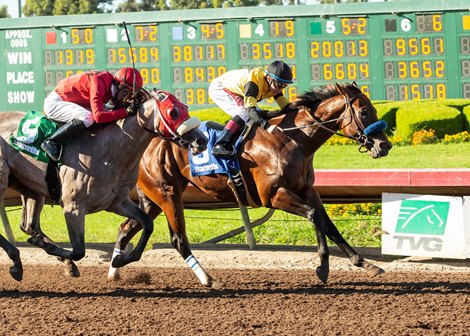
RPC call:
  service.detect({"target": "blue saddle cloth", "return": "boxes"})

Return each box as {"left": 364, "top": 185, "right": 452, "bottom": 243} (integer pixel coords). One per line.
{"left": 189, "top": 122, "right": 242, "bottom": 177}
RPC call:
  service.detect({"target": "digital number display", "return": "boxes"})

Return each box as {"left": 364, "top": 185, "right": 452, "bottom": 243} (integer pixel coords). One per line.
{"left": 135, "top": 25, "right": 158, "bottom": 42}
{"left": 2, "top": 2, "right": 470, "bottom": 112}
{"left": 269, "top": 20, "right": 295, "bottom": 37}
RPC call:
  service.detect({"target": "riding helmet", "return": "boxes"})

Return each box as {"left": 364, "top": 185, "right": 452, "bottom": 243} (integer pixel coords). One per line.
{"left": 114, "top": 67, "right": 144, "bottom": 89}
{"left": 265, "top": 60, "right": 293, "bottom": 84}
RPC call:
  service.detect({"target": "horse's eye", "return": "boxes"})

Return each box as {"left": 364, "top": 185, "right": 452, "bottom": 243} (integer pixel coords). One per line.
{"left": 168, "top": 107, "right": 180, "bottom": 120}
{"left": 360, "top": 109, "right": 368, "bottom": 120}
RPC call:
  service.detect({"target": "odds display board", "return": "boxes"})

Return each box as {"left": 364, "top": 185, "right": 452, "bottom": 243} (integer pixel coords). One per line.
{"left": 1, "top": 0, "right": 469, "bottom": 111}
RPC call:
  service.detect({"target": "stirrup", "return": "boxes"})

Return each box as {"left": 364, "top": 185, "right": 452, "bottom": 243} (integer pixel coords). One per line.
{"left": 41, "top": 140, "right": 62, "bottom": 161}
{"left": 211, "top": 143, "right": 235, "bottom": 158}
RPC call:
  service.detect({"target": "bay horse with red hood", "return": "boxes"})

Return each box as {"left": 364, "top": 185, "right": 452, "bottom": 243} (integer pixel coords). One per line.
{"left": 108, "top": 83, "right": 392, "bottom": 286}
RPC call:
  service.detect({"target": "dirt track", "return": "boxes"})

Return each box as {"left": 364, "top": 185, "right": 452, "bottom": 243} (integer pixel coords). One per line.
{"left": 1, "top": 246, "right": 469, "bottom": 336}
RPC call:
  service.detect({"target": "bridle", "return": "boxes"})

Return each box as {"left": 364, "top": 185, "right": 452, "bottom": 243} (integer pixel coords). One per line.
{"left": 133, "top": 90, "right": 194, "bottom": 147}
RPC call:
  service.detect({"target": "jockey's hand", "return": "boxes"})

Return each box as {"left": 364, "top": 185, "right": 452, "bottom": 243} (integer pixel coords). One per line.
{"left": 126, "top": 102, "right": 140, "bottom": 115}
{"left": 247, "top": 107, "right": 263, "bottom": 125}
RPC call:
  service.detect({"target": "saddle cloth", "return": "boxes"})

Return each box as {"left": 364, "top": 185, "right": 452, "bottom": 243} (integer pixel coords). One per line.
{"left": 9, "top": 110, "right": 57, "bottom": 163}
{"left": 189, "top": 122, "right": 242, "bottom": 177}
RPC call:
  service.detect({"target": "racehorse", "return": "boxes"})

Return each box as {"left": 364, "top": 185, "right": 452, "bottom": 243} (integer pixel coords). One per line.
{"left": 0, "top": 89, "right": 208, "bottom": 277}
{"left": 0, "top": 234, "right": 22, "bottom": 281}
{"left": 108, "top": 83, "right": 392, "bottom": 286}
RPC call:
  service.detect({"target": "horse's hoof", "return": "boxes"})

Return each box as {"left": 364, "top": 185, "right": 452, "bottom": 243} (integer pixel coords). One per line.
{"left": 64, "top": 262, "right": 80, "bottom": 278}
{"left": 10, "top": 264, "right": 23, "bottom": 282}
{"left": 363, "top": 262, "right": 385, "bottom": 277}
{"left": 111, "top": 254, "right": 126, "bottom": 268}
{"left": 315, "top": 265, "right": 329, "bottom": 284}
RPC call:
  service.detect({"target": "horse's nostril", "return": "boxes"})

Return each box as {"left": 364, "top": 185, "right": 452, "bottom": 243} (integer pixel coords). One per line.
{"left": 380, "top": 141, "right": 392, "bottom": 150}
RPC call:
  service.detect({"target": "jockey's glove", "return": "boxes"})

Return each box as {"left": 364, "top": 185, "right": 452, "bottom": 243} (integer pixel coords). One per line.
{"left": 126, "top": 102, "right": 140, "bottom": 115}
{"left": 247, "top": 106, "right": 267, "bottom": 129}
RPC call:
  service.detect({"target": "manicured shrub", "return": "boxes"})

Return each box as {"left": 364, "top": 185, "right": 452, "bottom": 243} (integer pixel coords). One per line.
{"left": 374, "top": 102, "right": 400, "bottom": 134}
{"left": 395, "top": 101, "right": 464, "bottom": 138}
{"left": 463, "top": 105, "right": 470, "bottom": 131}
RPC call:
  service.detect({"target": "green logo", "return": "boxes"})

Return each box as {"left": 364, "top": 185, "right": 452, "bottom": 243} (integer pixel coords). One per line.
{"left": 395, "top": 200, "right": 450, "bottom": 235}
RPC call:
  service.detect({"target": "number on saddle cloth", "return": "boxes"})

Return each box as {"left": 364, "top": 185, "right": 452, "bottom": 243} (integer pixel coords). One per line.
{"left": 9, "top": 110, "right": 58, "bottom": 163}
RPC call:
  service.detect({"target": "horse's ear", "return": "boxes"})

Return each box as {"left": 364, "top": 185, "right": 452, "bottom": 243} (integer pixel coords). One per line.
{"left": 335, "top": 83, "right": 344, "bottom": 94}
{"left": 352, "top": 81, "right": 358, "bottom": 88}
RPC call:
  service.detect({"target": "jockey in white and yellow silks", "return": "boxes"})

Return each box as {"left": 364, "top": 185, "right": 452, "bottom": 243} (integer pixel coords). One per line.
{"left": 208, "top": 60, "right": 293, "bottom": 158}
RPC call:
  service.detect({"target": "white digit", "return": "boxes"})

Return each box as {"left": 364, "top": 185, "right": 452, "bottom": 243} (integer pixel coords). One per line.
{"left": 187, "top": 26, "right": 196, "bottom": 40}
{"left": 60, "top": 32, "right": 67, "bottom": 44}
{"left": 326, "top": 21, "right": 336, "bottom": 34}
{"left": 120, "top": 29, "right": 128, "bottom": 41}
{"left": 17, "top": 117, "right": 41, "bottom": 144}
{"left": 400, "top": 18, "right": 411, "bottom": 32}
{"left": 254, "top": 24, "right": 265, "bottom": 37}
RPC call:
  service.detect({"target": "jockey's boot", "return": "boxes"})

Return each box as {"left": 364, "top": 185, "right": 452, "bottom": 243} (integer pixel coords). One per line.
{"left": 211, "top": 116, "right": 245, "bottom": 158}
{"left": 41, "top": 119, "right": 87, "bottom": 161}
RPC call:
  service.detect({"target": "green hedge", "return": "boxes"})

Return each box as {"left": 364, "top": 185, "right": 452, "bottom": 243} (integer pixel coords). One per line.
{"left": 395, "top": 101, "right": 464, "bottom": 138}
{"left": 463, "top": 105, "right": 470, "bottom": 131}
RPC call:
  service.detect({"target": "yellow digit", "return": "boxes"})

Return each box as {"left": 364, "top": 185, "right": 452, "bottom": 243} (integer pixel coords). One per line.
{"left": 216, "top": 23, "right": 224, "bottom": 39}
{"left": 347, "top": 63, "right": 357, "bottom": 79}
{"left": 263, "top": 43, "right": 272, "bottom": 59}
{"left": 411, "top": 84, "right": 420, "bottom": 100}
{"left": 71, "top": 29, "right": 79, "bottom": 44}
{"left": 342, "top": 18, "right": 351, "bottom": 35}
{"left": 139, "top": 47, "right": 148, "bottom": 63}
{"left": 140, "top": 68, "right": 148, "bottom": 83}
{"left": 186, "top": 89, "right": 194, "bottom": 105}
{"left": 151, "top": 68, "right": 160, "bottom": 84}
{"left": 410, "top": 61, "right": 419, "bottom": 78}
{"left": 434, "top": 37, "right": 444, "bottom": 54}
{"left": 87, "top": 49, "right": 94, "bottom": 64}
{"left": 217, "top": 66, "right": 226, "bottom": 76}
{"left": 323, "top": 41, "right": 332, "bottom": 58}
{"left": 286, "top": 42, "right": 295, "bottom": 59}
{"left": 118, "top": 47, "right": 126, "bottom": 63}
{"left": 433, "top": 15, "right": 442, "bottom": 32}
{"left": 436, "top": 83, "right": 446, "bottom": 98}
{"left": 184, "top": 67, "right": 193, "bottom": 83}
{"left": 310, "top": 41, "right": 320, "bottom": 58}
{"left": 408, "top": 38, "right": 418, "bottom": 55}
{"left": 66, "top": 49, "right": 73, "bottom": 65}
{"left": 396, "top": 38, "right": 406, "bottom": 56}
{"left": 435, "top": 60, "right": 445, "bottom": 77}
{"left": 65, "top": 70, "right": 74, "bottom": 78}
{"left": 173, "top": 46, "right": 181, "bottom": 62}
{"left": 323, "top": 64, "right": 333, "bottom": 80}
{"left": 358, "top": 18, "right": 366, "bottom": 35}
{"left": 149, "top": 26, "right": 157, "bottom": 41}
{"left": 252, "top": 43, "right": 260, "bottom": 59}
{"left": 195, "top": 67, "right": 204, "bottom": 82}
{"left": 207, "top": 66, "right": 215, "bottom": 81}
{"left": 398, "top": 61, "right": 407, "bottom": 78}
{"left": 129, "top": 47, "right": 136, "bottom": 63}
{"left": 359, "top": 63, "right": 369, "bottom": 79}
{"left": 421, "top": 38, "right": 431, "bottom": 54}
{"left": 84, "top": 28, "right": 93, "bottom": 44}
{"left": 336, "top": 63, "right": 345, "bottom": 80}
{"left": 136, "top": 26, "right": 143, "bottom": 41}
{"left": 183, "top": 46, "right": 192, "bottom": 62}
{"left": 197, "top": 88, "right": 205, "bottom": 104}
{"left": 334, "top": 41, "right": 344, "bottom": 58}
{"left": 359, "top": 40, "right": 368, "bottom": 57}
{"left": 423, "top": 61, "right": 432, "bottom": 77}
{"left": 150, "top": 47, "right": 159, "bottom": 61}
{"left": 217, "top": 44, "right": 225, "bottom": 60}
{"left": 286, "top": 20, "right": 294, "bottom": 37}
{"left": 201, "top": 24, "right": 209, "bottom": 39}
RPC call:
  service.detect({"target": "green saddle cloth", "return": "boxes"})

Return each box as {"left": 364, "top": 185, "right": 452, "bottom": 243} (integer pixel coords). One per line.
{"left": 9, "top": 110, "right": 58, "bottom": 163}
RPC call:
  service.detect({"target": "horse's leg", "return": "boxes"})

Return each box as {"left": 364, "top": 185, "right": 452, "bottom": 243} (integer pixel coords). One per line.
{"left": 109, "top": 198, "right": 153, "bottom": 268}
{"left": 0, "top": 233, "right": 23, "bottom": 281}
{"left": 108, "top": 189, "right": 162, "bottom": 280}
{"left": 271, "top": 187, "right": 384, "bottom": 280}
{"left": 161, "top": 195, "right": 214, "bottom": 287}
{"left": 20, "top": 196, "right": 80, "bottom": 277}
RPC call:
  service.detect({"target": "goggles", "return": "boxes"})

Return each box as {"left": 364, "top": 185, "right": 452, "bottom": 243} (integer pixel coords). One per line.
{"left": 271, "top": 78, "right": 289, "bottom": 89}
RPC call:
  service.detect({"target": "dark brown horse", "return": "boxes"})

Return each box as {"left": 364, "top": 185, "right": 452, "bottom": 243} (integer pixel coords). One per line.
{"left": 108, "top": 83, "right": 392, "bottom": 286}
{"left": 0, "top": 89, "right": 207, "bottom": 277}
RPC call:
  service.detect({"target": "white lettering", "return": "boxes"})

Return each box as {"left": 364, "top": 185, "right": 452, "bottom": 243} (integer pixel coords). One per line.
{"left": 7, "top": 91, "right": 35, "bottom": 104}
{"left": 6, "top": 71, "right": 35, "bottom": 84}
{"left": 10, "top": 39, "right": 28, "bottom": 48}
{"left": 5, "top": 30, "right": 32, "bottom": 39}
{"left": 7, "top": 52, "right": 32, "bottom": 65}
